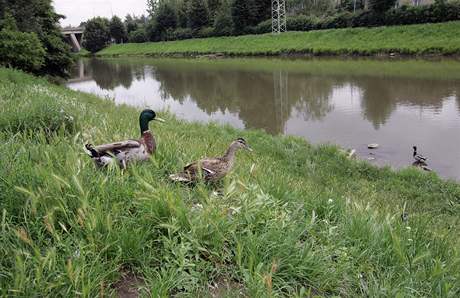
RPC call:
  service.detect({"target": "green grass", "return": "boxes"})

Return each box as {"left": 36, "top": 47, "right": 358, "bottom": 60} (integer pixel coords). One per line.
{"left": 1, "top": 67, "right": 460, "bottom": 296}
{"left": 98, "top": 21, "right": 460, "bottom": 58}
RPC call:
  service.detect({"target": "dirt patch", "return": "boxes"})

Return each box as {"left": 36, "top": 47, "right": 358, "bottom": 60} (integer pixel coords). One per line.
{"left": 113, "top": 271, "right": 146, "bottom": 298}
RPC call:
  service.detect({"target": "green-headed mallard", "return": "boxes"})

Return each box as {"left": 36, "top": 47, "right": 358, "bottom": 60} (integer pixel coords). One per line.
{"left": 169, "top": 138, "right": 252, "bottom": 183}
{"left": 85, "top": 109, "right": 164, "bottom": 169}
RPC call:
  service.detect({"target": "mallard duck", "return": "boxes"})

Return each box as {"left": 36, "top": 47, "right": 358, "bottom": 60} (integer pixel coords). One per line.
{"left": 412, "top": 146, "right": 427, "bottom": 164}
{"left": 85, "top": 109, "right": 164, "bottom": 169}
{"left": 169, "top": 138, "right": 252, "bottom": 183}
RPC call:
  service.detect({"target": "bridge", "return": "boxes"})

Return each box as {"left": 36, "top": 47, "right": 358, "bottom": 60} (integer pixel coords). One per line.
{"left": 61, "top": 27, "right": 84, "bottom": 52}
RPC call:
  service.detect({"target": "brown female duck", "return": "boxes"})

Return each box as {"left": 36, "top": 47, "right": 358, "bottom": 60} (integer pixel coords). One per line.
{"left": 169, "top": 138, "right": 252, "bottom": 183}
{"left": 85, "top": 109, "right": 164, "bottom": 169}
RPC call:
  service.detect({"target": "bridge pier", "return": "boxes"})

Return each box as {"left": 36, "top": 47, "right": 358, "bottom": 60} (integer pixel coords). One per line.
{"left": 69, "top": 33, "right": 81, "bottom": 52}
{"left": 61, "top": 27, "right": 84, "bottom": 52}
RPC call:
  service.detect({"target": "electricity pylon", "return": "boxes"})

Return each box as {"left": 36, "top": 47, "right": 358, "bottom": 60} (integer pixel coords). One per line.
{"left": 272, "top": 0, "right": 286, "bottom": 34}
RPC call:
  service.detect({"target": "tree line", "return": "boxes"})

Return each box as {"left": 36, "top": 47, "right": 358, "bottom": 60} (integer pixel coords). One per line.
{"left": 82, "top": 0, "right": 460, "bottom": 53}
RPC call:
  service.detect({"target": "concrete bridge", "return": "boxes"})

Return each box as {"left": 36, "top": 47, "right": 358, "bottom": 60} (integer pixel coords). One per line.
{"left": 61, "top": 27, "right": 84, "bottom": 52}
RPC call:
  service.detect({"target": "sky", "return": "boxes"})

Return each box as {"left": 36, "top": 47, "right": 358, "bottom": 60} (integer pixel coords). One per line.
{"left": 53, "top": 0, "right": 147, "bottom": 27}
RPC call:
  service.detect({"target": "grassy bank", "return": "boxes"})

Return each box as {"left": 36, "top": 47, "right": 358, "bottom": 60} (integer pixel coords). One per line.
{"left": 98, "top": 21, "right": 460, "bottom": 58}
{"left": 1, "top": 67, "right": 460, "bottom": 296}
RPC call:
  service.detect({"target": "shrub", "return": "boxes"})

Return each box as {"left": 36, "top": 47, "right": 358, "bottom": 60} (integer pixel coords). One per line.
{"left": 128, "top": 28, "right": 147, "bottom": 43}
{"left": 255, "top": 1, "right": 460, "bottom": 33}
{"left": 195, "top": 26, "right": 215, "bottom": 38}
{"left": 0, "top": 29, "right": 46, "bottom": 72}
{"left": 255, "top": 19, "right": 271, "bottom": 34}
{"left": 369, "top": 0, "right": 397, "bottom": 13}
{"left": 171, "top": 28, "right": 193, "bottom": 40}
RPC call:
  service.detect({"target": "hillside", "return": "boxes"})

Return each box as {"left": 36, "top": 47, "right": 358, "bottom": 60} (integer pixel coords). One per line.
{"left": 0, "top": 67, "right": 459, "bottom": 296}
{"left": 97, "top": 21, "right": 460, "bottom": 57}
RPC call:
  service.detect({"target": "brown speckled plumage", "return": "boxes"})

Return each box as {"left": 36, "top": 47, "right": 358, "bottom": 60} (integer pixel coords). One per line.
{"left": 170, "top": 138, "right": 252, "bottom": 183}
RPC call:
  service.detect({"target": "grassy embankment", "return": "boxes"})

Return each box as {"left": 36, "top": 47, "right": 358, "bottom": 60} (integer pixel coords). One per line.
{"left": 1, "top": 67, "right": 460, "bottom": 296}
{"left": 98, "top": 21, "right": 460, "bottom": 57}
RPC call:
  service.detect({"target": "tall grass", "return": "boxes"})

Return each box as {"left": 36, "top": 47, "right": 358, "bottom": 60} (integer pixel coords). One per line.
{"left": 0, "top": 67, "right": 459, "bottom": 296}
{"left": 98, "top": 21, "right": 460, "bottom": 58}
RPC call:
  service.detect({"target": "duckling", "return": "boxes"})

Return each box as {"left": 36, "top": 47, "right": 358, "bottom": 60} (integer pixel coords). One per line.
{"left": 85, "top": 109, "right": 164, "bottom": 169}
{"left": 169, "top": 138, "right": 252, "bottom": 183}
{"left": 412, "top": 146, "right": 427, "bottom": 164}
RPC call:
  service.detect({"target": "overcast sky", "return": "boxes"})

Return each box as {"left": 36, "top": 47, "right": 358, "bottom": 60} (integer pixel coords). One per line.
{"left": 53, "top": 0, "right": 147, "bottom": 27}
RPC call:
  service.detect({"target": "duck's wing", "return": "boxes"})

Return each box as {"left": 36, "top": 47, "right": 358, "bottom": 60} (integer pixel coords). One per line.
{"left": 94, "top": 140, "right": 141, "bottom": 154}
{"left": 170, "top": 158, "right": 221, "bottom": 182}
{"left": 184, "top": 158, "right": 221, "bottom": 176}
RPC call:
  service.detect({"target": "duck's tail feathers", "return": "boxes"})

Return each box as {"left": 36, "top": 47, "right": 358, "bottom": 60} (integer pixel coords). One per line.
{"left": 169, "top": 173, "right": 191, "bottom": 183}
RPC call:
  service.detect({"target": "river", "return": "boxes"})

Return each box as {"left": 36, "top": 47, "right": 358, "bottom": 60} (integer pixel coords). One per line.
{"left": 67, "top": 57, "right": 460, "bottom": 180}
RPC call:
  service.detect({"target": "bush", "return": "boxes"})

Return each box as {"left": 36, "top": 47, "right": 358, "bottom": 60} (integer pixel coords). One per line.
{"left": 0, "top": 29, "right": 46, "bottom": 72}
{"left": 254, "top": 19, "right": 271, "bottom": 34}
{"left": 128, "top": 28, "right": 147, "bottom": 43}
{"left": 254, "top": 1, "right": 460, "bottom": 34}
{"left": 287, "top": 15, "right": 320, "bottom": 31}
{"left": 369, "top": 0, "right": 397, "bottom": 13}
{"left": 171, "top": 28, "right": 193, "bottom": 40}
{"left": 195, "top": 26, "right": 215, "bottom": 38}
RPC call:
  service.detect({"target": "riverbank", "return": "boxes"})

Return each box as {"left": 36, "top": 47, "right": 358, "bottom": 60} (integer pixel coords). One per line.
{"left": 97, "top": 21, "right": 460, "bottom": 58}
{"left": 1, "top": 67, "right": 459, "bottom": 296}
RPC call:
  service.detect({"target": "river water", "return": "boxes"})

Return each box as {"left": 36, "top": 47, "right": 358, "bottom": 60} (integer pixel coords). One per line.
{"left": 67, "top": 57, "right": 460, "bottom": 180}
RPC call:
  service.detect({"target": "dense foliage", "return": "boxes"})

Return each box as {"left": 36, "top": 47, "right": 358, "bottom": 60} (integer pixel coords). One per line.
{"left": 83, "top": 17, "right": 111, "bottom": 53}
{"left": 82, "top": 0, "right": 460, "bottom": 48}
{"left": 0, "top": 28, "right": 46, "bottom": 72}
{"left": 0, "top": 0, "right": 72, "bottom": 76}
{"left": 109, "top": 16, "right": 128, "bottom": 43}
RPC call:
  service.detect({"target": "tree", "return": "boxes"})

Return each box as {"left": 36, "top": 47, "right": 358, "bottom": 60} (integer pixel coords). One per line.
{"left": 156, "top": 2, "right": 177, "bottom": 30}
{"left": 369, "top": 0, "right": 397, "bottom": 13}
{"left": 147, "top": 0, "right": 159, "bottom": 16}
{"left": 188, "top": 0, "right": 209, "bottom": 30}
{"left": 109, "top": 16, "right": 127, "bottom": 43}
{"left": 207, "top": 0, "right": 222, "bottom": 23}
{"left": 82, "top": 17, "right": 110, "bottom": 53}
{"left": 0, "top": 0, "right": 72, "bottom": 77}
{"left": 252, "top": 0, "right": 271, "bottom": 24}
{"left": 124, "top": 14, "right": 138, "bottom": 33}
{"left": 213, "top": 0, "right": 233, "bottom": 36}
{"left": 176, "top": 0, "right": 189, "bottom": 28}
{"left": 231, "top": 0, "right": 251, "bottom": 34}
{"left": 147, "top": 1, "right": 178, "bottom": 41}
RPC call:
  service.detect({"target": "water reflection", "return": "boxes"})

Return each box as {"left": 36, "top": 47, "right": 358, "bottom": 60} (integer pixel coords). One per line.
{"left": 68, "top": 58, "right": 460, "bottom": 180}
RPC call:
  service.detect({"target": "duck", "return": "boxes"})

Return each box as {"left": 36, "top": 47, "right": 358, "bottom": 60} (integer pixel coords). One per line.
{"left": 412, "top": 146, "right": 427, "bottom": 164}
{"left": 169, "top": 138, "right": 252, "bottom": 183}
{"left": 85, "top": 109, "right": 164, "bottom": 169}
